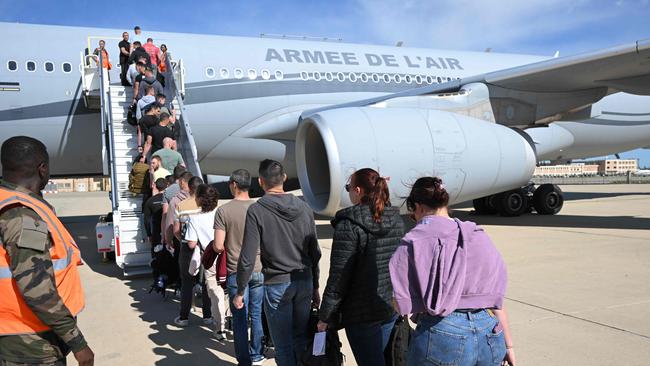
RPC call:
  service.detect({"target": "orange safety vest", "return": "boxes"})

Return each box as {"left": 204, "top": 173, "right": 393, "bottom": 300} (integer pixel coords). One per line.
{"left": 0, "top": 187, "right": 85, "bottom": 335}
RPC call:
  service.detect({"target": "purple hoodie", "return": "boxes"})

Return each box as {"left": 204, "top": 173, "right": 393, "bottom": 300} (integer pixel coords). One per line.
{"left": 389, "top": 215, "right": 507, "bottom": 317}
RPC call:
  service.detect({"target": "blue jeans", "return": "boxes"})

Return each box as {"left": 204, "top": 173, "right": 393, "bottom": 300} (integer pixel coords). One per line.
{"left": 408, "top": 310, "right": 506, "bottom": 366}
{"left": 263, "top": 275, "right": 313, "bottom": 366}
{"left": 345, "top": 314, "right": 398, "bottom": 366}
{"left": 227, "top": 272, "right": 265, "bottom": 365}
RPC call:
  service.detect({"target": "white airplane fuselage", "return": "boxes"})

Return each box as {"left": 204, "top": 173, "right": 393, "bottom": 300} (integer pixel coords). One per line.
{"left": 1, "top": 22, "right": 649, "bottom": 177}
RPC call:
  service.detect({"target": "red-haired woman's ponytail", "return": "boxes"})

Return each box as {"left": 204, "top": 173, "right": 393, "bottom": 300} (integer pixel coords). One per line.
{"left": 370, "top": 177, "right": 390, "bottom": 222}
{"left": 352, "top": 168, "right": 391, "bottom": 223}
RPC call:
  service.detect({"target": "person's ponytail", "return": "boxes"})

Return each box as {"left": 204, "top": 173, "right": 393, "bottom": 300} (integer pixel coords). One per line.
{"left": 370, "top": 177, "right": 390, "bottom": 223}
{"left": 352, "top": 168, "right": 391, "bottom": 223}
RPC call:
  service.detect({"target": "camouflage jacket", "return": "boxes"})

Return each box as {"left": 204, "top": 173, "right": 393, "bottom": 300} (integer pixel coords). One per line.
{"left": 0, "top": 180, "right": 87, "bottom": 363}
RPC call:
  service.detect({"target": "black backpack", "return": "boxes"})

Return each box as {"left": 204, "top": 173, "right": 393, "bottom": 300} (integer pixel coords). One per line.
{"left": 127, "top": 103, "right": 138, "bottom": 126}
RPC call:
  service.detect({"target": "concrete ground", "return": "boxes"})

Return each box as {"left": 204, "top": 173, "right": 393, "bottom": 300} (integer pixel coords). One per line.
{"left": 49, "top": 185, "right": 650, "bottom": 365}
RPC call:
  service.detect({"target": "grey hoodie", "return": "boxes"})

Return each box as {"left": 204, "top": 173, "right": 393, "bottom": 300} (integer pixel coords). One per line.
{"left": 236, "top": 194, "right": 321, "bottom": 294}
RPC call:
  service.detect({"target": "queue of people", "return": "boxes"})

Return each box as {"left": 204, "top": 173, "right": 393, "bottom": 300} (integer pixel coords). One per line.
{"left": 0, "top": 130, "right": 517, "bottom": 366}
{"left": 136, "top": 155, "right": 516, "bottom": 366}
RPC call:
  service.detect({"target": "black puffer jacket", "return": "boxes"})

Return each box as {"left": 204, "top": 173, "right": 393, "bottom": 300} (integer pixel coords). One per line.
{"left": 319, "top": 204, "right": 405, "bottom": 327}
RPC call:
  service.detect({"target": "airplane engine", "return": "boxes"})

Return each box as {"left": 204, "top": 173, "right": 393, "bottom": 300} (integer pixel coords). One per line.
{"left": 296, "top": 107, "right": 537, "bottom": 216}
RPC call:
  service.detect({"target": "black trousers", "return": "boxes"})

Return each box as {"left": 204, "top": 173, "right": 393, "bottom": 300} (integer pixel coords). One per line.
{"left": 120, "top": 62, "right": 130, "bottom": 86}
{"left": 178, "top": 242, "right": 212, "bottom": 320}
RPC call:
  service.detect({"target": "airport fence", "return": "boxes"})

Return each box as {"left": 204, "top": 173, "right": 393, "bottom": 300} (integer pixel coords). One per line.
{"left": 532, "top": 175, "right": 650, "bottom": 185}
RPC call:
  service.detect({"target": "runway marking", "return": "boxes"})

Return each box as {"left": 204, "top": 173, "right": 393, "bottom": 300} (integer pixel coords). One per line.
{"left": 532, "top": 227, "right": 650, "bottom": 241}
{"left": 506, "top": 297, "right": 650, "bottom": 340}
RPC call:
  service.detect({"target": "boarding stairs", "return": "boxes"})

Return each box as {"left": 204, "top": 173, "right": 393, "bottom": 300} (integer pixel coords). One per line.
{"left": 85, "top": 51, "right": 201, "bottom": 276}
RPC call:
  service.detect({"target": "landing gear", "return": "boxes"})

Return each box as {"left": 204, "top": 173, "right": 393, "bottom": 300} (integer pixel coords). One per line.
{"left": 496, "top": 188, "right": 529, "bottom": 217}
{"left": 472, "top": 195, "right": 497, "bottom": 215}
{"left": 472, "top": 183, "right": 564, "bottom": 217}
{"left": 532, "top": 184, "right": 564, "bottom": 215}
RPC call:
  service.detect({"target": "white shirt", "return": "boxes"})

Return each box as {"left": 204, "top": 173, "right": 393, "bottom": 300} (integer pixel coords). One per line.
{"left": 184, "top": 208, "right": 217, "bottom": 250}
{"left": 185, "top": 208, "right": 218, "bottom": 276}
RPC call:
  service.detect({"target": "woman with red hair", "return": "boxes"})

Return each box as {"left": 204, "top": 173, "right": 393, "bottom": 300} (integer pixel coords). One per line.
{"left": 317, "top": 168, "right": 405, "bottom": 366}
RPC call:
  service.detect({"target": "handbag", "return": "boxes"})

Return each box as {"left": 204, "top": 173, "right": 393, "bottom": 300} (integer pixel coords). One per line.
{"left": 299, "top": 308, "right": 344, "bottom": 366}
{"left": 384, "top": 315, "right": 413, "bottom": 366}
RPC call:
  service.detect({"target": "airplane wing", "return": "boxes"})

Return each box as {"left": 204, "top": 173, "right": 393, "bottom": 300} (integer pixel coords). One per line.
{"left": 303, "top": 38, "right": 650, "bottom": 127}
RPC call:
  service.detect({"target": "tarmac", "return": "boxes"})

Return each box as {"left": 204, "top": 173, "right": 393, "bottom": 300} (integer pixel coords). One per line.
{"left": 49, "top": 184, "right": 650, "bottom": 365}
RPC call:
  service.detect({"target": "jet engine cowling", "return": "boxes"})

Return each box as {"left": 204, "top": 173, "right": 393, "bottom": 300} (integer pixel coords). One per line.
{"left": 296, "top": 107, "right": 537, "bottom": 216}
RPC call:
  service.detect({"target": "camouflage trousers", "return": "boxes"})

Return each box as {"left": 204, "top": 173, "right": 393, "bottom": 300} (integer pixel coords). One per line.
{"left": 0, "top": 360, "right": 65, "bottom": 366}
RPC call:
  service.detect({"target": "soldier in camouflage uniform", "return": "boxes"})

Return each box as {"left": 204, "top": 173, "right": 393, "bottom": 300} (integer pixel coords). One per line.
{"left": 0, "top": 136, "right": 94, "bottom": 366}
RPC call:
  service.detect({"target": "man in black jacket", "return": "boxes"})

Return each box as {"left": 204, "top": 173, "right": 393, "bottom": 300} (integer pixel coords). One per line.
{"left": 235, "top": 159, "right": 321, "bottom": 366}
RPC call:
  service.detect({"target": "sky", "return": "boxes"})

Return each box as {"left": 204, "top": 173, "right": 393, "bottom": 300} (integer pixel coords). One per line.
{"left": 1, "top": 0, "right": 649, "bottom": 166}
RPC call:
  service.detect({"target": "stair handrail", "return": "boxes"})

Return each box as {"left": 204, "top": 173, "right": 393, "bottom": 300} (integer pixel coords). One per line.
{"left": 98, "top": 51, "right": 119, "bottom": 211}
{"left": 163, "top": 55, "right": 202, "bottom": 178}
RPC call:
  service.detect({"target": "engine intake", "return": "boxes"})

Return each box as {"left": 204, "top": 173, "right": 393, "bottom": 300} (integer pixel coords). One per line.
{"left": 296, "top": 107, "right": 537, "bottom": 216}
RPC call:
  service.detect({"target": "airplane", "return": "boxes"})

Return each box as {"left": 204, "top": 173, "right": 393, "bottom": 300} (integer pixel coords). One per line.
{"left": 2, "top": 22, "right": 650, "bottom": 218}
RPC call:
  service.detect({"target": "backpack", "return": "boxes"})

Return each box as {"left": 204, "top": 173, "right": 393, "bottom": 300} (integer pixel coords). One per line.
{"left": 127, "top": 104, "right": 138, "bottom": 126}
{"left": 128, "top": 162, "right": 149, "bottom": 194}
{"left": 384, "top": 315, "right": 413, "bottom": 366}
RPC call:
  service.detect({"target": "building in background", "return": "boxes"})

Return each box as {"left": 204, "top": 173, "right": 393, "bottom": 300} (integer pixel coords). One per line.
{"left": 48, "top": 177, "right": 111, "bottom": 193}
{"left": 534, "top": 159, "right": 638, "bottom": 177}
{"left": 534, "top": 163, "right": 598, "bottom": 177}
{"left": 598, "top": 159, "right": 638, "bottom": 175}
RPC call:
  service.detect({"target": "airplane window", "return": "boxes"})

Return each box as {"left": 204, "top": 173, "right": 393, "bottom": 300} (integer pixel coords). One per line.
{"left": 312, "top": 72, "right": 322, "bottom": 81}
{"left": 234, "top": 68, "right": 243, "bottom": 79}
{"left": 205, "top": 67, "right": 215, "bottom": 78}
{"left": 349, "top": 73, "right": 357, "bottom": 82}
{"left": 248, "top": 69, "right": 257, "bottom": 80}
{"left": 45, "top": 62, "right": 54, "bottom": 72}
{"left": 325, "top": 72, "right": 334, "bottom": 82}
{"left": 394, "top": 74, "right": 402, "bottom": 83}
{"left": 220, "top": 67, "right": 229, "bottom": 78}
{"left": 300, "top": 71, "right": 309, "bottom": 81}
{"left": 62, "top": 63, "right": 72, "bottom": 73}
{"left": 372, "top": 73, "right": 380, "bottom": 83}
{"left": 275, "top": 70, "right": 284, "bottom": 80}
{"left": 261, "top": 69, "right": 271, "bottom": 80}
{"left": 427, "top": 76, "right": 434, "bottom": 84}
{"left": 360, "top": 73, "right": 369, "bottom": 83}
{"left": 337, "top": 72, "right": 346, "bottom": 82}
{"left": 404, "top": 75, "right": 412, "bottom": 84}
{"left": 7, "top": 60, "right": 17, "bottom": 71}
{"left": 415, "top": 75, "right": 423, "bottom": 84}
{"left": 26, "top": 61, "right": 36, "bottom": 72}
{"left": 436, "top": 76, "right": 442, "bottom": 83}
{"left": 382, "top": 74, "right": 391, "bottom": 83}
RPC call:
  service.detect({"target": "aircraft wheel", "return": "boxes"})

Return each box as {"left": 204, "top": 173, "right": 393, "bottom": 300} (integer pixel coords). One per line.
{"left": 533, "top": 184, "right": 564, "bottom": 215}
{"left": 472, "top": 195, "right": 497, "bottom": 215}
{"left": 496, "top": 189, "right": 528, "bottom": 217}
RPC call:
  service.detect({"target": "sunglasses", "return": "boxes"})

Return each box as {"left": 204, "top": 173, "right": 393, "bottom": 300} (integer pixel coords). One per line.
{"left": 345, "top": 183, "right": 351, "bottom": 192}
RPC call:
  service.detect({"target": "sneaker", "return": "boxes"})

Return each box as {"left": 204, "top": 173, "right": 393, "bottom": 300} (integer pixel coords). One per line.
{"left": 252, "top": 357, "right": 266, "bottom": 365}
{"left": 202, "top": 317, "right": 214, "bottom": 325}
{"left": 213, "top": 330, "right": 226, "bottom": 341}
{"left": 173, "top": 316, "right": 189, "bottom": 327}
